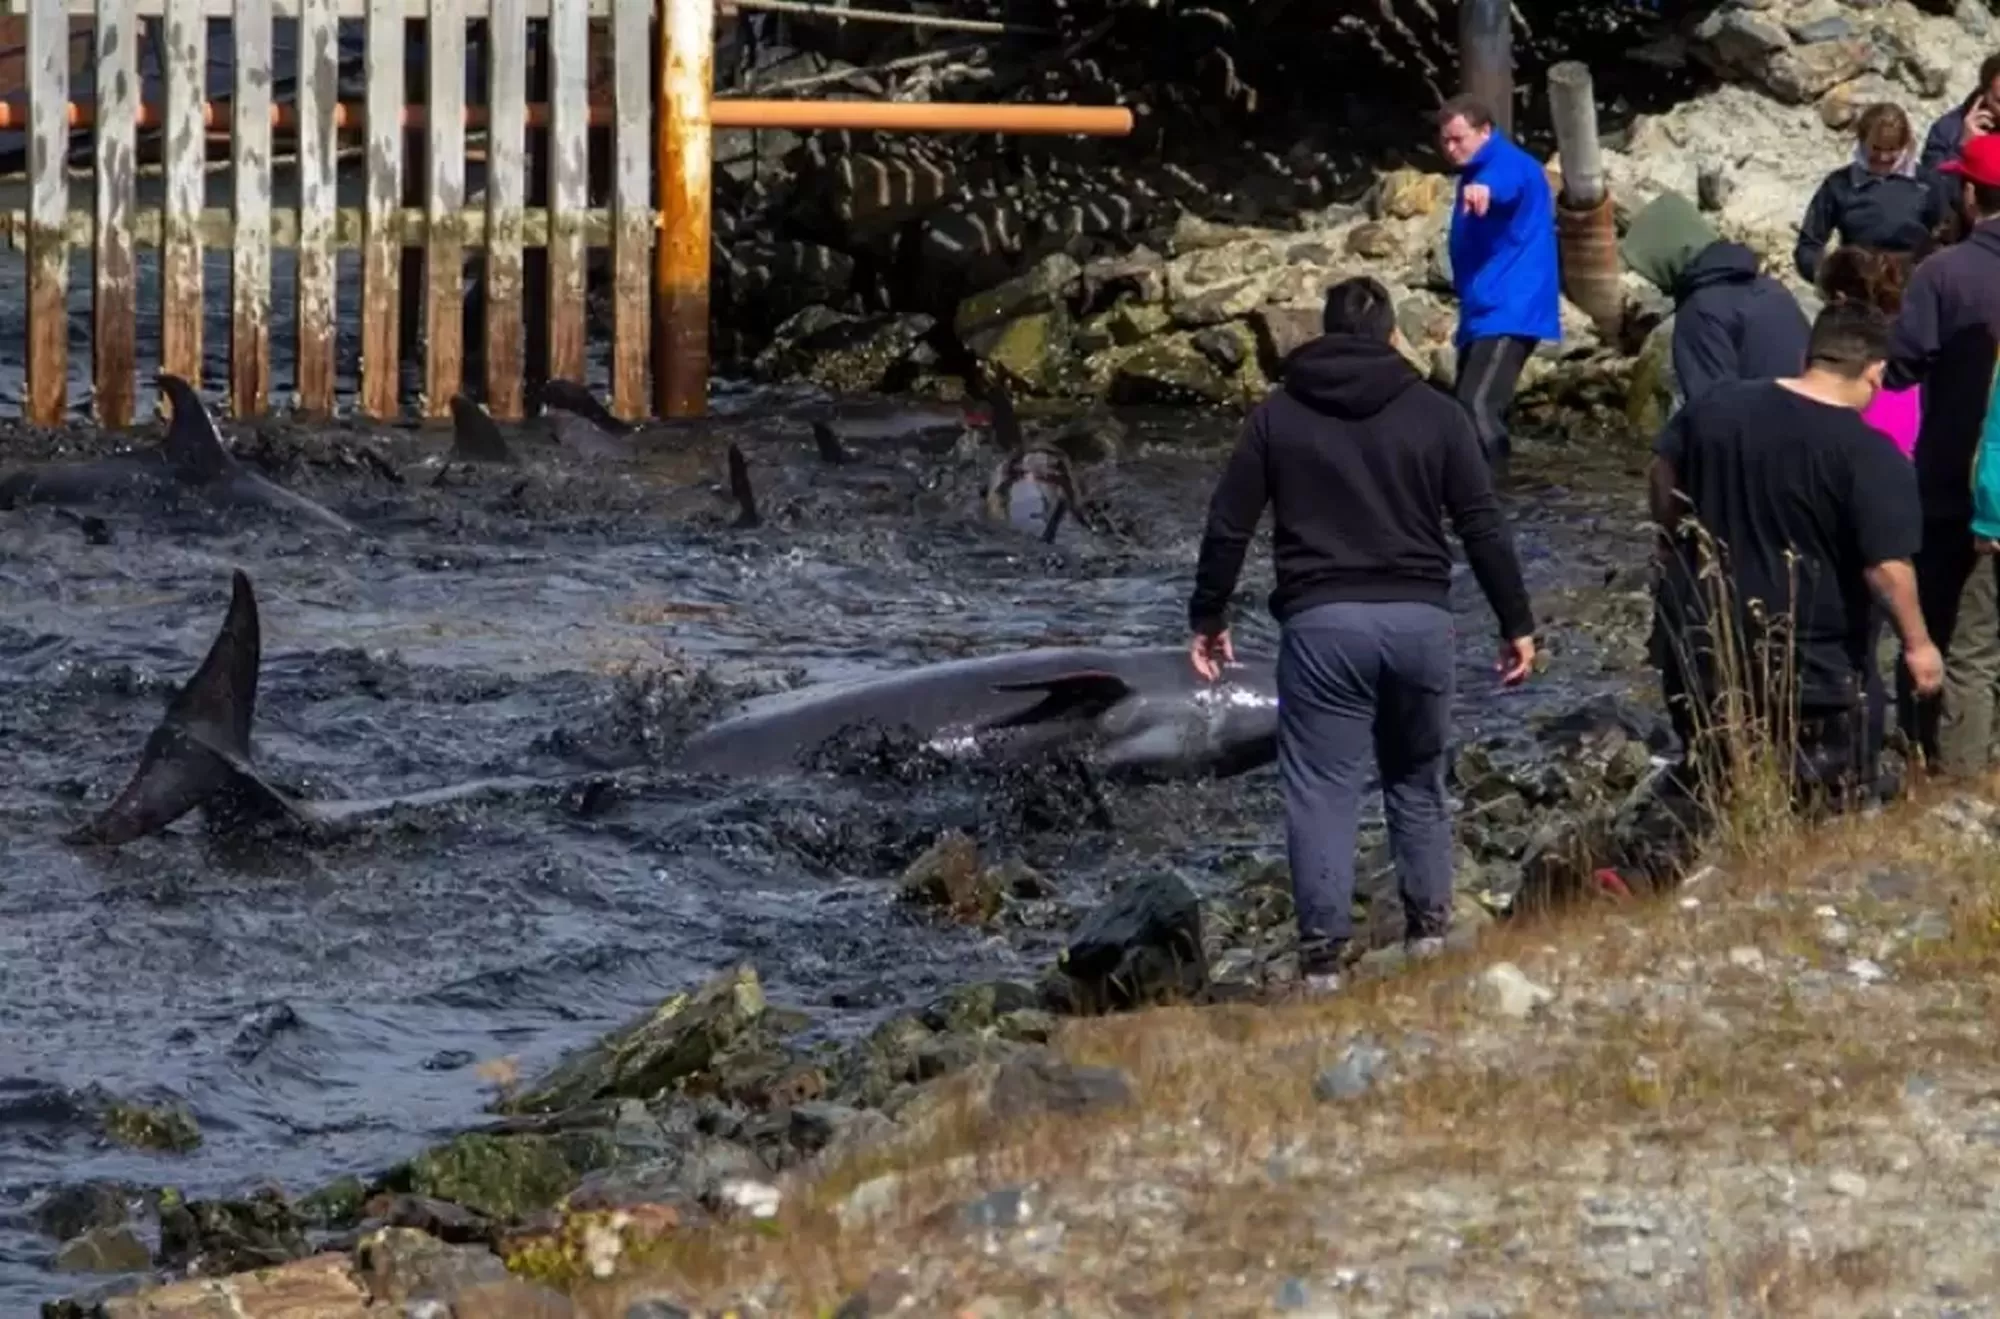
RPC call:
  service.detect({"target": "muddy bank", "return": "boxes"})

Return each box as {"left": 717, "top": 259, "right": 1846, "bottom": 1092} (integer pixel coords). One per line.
{"left": 0, "top": 389, "right": 1662, "bottom": 1315}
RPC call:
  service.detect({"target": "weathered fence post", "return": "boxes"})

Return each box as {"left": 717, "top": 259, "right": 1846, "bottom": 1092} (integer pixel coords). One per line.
{"left": 26, "top": 0, "right": 68, "bottom": 426}
{"left": 161, "top": 0, "right": 204, "bottom": 397}
{"left": 611, "top": 0, "right": 652, "bottom": 420}
{"left": 94, "top": 0, "right": 137, "bottom": 427}
{"left": 425, "top": 0, "right": 468, "bottom": 418}
{"left": 231, "top": 0, "right": 274, "bottom": 417}
{"left": 485, "top": 0, "right": 528, "bottom": 419}
{"left": 1458, "top": 0, "right": 1512, "bottom": 137}
{"left": 295, "top": 0, "right": 339, "bottom": 416}
{"left": 361, "top": 0, "right": 406, "bottom": 419}
{"left": 549, "top": 0, "right": 589, "bottom": 386}
{"left": 656, "top": 0, "right": 714, "bottom": 420}
{"left": 1547, "top": 60, "right": 1622, "bottom": 338}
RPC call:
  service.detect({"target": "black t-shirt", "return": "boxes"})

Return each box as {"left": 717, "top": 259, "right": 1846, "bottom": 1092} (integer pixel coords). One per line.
{"left": 1653, "top": 379, "right": 1922, "bottom": 709}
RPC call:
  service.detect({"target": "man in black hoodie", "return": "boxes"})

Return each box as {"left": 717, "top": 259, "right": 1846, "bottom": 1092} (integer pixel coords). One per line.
{"left": 1620, "top": 191, "right": 1810, "bottom": 408}
{"left": 1187, "top": 276, "right": 1536, "bottom": 993}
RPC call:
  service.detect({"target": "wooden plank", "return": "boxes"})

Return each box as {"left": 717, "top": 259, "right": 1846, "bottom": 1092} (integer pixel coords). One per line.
{"left": 609, "top": 0, "right": 647, "bottom": 421}
{"left": 295, "top": 0, "right": 336, "bottom": 413}
{"left": 92, "top": 0, "right": 136, "bottom": 427}
{"left": 159, "top": 0, "right": 203, "bottom": 397}
{"left": 230, "top": 0, "right": 273, "bottom": 416}
{"left": 546, "top": 0, "right": 585, "bottom": 388}
{"left": 655, "top": 0, "right": 712, "bottom": 418}
{"left": 359, "top": 0, "right": 403, "bottom": 419}
{"left": 483, "top": 0, "right": 523, "bottom": 419}
{"left": 26, "top": 0, "right": 68, "bottom": 425}
{"left": 0, "top": 203, "right": 620, "bottom": 248}
{"left": 423, "top": 0, "right": 464, "bottom": 417}
{"left": 5, "top": 0, "right": 613, "bottom": 14}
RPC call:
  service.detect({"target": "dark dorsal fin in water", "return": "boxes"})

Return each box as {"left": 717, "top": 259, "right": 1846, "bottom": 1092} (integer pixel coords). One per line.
{"left": 157, "top": 374, "right": 239, "bottom": 483}
{"left": 981, "top": 378, "right": 1024, "bottom": 452}
{"left": 811, "top": 420, "right": 848, "bottom": 466}
{"left": 727, "top": 444, "right": 761, "bottom": 528}
{"left": 63, "top": 570, "right": 298, "bottom": 847}
{"left": 980, "top": 670, "right": 1134, "bottom": 731}
{"left": 448, "top": 394, "right": 515, "bottom": 465}
{"left": 1040, "top": 498, "right": 1069, "bottom": 545}
{"left": 538, "top": 378, "right": 634, "bottom": 435}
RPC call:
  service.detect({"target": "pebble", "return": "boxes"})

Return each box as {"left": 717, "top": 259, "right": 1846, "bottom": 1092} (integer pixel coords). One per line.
{"left": 1847, "top": 958, "right": 1887, "bottom": 985}
{"left": 1727, "top": 946, "right": 1764, "bottom": 971}
{"left": 715, "top": 1178, "right": 782, "bottom": 1219}
{"left": 1473, "top": 963, "right": 1554, "bottom": 1019}
{"left": 1828, "top": 1170, "right": 1869, "bottom": 1198}
{"left": 1314, "top": 1036, "right": 1389, "bottom": 1102}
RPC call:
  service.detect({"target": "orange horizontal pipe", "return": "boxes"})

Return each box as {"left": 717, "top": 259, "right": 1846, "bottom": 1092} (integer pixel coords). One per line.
{"left": 710, "top": 100, "right": 1133, "bottom": 135}
{"left": 0, "top": 97, "right": 1132, "bottom": 138}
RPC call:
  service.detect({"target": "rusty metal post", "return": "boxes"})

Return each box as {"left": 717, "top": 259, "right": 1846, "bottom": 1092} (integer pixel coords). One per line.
{"left": 655, "top": 0, "right": 714, "bottom": 419}
{"left": 1547, "top": 60, "right": 1621, "bottom": 338}
{"left": 1458, "top": 0, "right": 1512, "bottom": 138}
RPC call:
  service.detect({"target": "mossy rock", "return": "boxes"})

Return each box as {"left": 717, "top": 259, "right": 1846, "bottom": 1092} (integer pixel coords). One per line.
{"left": 405, "top": 1133, "right": 587, "bottom": 1221}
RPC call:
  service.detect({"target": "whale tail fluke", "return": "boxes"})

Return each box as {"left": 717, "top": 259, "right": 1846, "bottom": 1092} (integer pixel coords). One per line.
{"left": 64, "top": 570, "right": 300, "bottom": 847}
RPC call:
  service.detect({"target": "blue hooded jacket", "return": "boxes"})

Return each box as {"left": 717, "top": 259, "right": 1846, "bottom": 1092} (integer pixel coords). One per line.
{"left": 1447, "top": 132, "right": 1563, "bottom": 348}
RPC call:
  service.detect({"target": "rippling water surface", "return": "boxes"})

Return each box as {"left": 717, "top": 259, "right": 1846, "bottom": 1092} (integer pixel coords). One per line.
{"left": 0, "top": 383, "right": 1649, "bottom": 1310}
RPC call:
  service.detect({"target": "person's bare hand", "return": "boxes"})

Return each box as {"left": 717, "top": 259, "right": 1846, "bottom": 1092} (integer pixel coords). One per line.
{"left": 1978, "top": 538, "right": 2000, "bottom": 556}
{"left": 1967, "top": 103, "right": 1994, "bottom": 143}
{"left": 1904, "top": 639, "right": 1945, "bottom": 697}
{"left": 1190, "top": 630, "right": 1235, "bottom": 682}
{"left": 1497, "top": 635, "right": 1535, "bottom": 686}
{"left": 1461, "top": 183, "right": 1492, "bottom": 217}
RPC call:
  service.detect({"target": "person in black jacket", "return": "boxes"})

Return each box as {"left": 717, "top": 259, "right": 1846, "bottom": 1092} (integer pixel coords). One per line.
{"left": 1794, "top": 102, "right": 1941, "bottom": 284}
{"left": 1919, "top": 53, "right": 2000, "bottom": 207}
{"left": 1186, "top": 276, "right": 1536, "bottom": 994}
{"left": 1620, "top": 190, "right": 1811, "bottom": 409}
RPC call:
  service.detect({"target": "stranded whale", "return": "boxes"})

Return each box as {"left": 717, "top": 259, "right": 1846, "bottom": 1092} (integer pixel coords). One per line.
{"left": 677, "top": 645, "right": 1280, "bottom": 781}
{"left": 64, "top": 570, "right": 546, "bottom": 848}
{"left": 0, "top": 375, "right": 358, "bottom": 535}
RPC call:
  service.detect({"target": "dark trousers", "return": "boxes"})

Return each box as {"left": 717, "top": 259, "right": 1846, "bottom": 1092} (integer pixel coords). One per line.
{"left": 1454, "top": 334, "right": 1535, "bottom": 474}
{"left": 1659, "top": 652, "right": 1878, "bottom": 816}
{"left": 1277, "top": 601, "right": 1455, "bottom": 972}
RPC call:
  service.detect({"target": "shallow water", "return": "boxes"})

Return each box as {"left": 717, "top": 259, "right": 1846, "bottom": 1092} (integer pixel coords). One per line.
{"left": 0, "top": 396, "right": 1648, "bottom": 1310}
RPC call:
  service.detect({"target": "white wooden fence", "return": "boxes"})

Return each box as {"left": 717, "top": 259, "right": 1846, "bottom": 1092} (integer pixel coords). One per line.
{"left": 3, "top": 0, "right": 655, "bottom": 426}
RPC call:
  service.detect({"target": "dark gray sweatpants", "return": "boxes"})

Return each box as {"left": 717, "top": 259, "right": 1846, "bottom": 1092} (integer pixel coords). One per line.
{"left": 1278, "top": 600, "right": 1456, "bottom": 971}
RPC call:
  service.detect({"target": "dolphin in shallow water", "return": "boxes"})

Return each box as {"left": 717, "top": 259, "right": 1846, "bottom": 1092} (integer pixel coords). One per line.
{"left": 0, "top": 375, "right": 358, "bottom": 534}
{"left": 677, "top": 646, "right": 1280, "bottom": 781}
{"left": 65, "top": 570, "right": 547, "bottom": 847}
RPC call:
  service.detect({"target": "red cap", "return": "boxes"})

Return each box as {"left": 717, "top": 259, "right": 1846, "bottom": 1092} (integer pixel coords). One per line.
{"left": 1941, "top": 134, "right": 2000, "bottom": 187}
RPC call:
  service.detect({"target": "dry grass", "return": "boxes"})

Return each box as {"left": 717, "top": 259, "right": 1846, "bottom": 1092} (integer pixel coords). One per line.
{"left": 539, "top": 780, "right": 2000, "bottom": 1318}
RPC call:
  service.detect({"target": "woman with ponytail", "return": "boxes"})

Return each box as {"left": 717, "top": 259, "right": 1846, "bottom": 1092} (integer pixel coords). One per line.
{"left": 1820, "top": 245, "right": 1921, "bottom": 459}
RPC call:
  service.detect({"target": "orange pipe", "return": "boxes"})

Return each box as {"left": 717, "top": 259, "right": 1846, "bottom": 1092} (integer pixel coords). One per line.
{"left": 0, "top": 97, "right": 1133, "bottom": 138}
{"left": 710, "top": 101, "right": 1133, "bottom": 135}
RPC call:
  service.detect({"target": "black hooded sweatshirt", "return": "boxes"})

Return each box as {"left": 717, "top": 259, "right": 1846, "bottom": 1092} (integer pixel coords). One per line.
{"left": 1673, "top": 243, "right": 1811, "bottom": 408}
{"left": 1187, "top": 334, "right": 1535, "bottom": 641}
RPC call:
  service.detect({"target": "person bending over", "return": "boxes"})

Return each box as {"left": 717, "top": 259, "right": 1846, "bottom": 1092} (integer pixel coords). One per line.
{"left": 1649, "top": 300, "right": 1942, "bottom": 811}
{"left": 1186, "top": 275, "right": 1536, "bottom": 995}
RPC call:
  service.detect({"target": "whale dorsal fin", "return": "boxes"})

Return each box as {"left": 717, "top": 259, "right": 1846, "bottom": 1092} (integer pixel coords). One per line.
{"left": 982, "top": 670, "right": 1133, "bottom": 730}
{"left": 449, "top": 394, "right": 515, "bottom": 464}
{"left": 158, "top": 374, "right": 237, "bottom": 483}
{"left": 811, "top": 420, "right": 849, "bottom": 465}
{"left": 538, "top": 378, "right": 633, "bottom": 435}
{"left": 728, "top": 444, "right": 760, "bottom": 528}
{"left": 64, "top": 570, "right": 295, "bottom": 846}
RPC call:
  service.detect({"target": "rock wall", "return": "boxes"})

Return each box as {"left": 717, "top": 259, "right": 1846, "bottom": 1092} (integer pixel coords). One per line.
{"left": 711, "top": 0, "right": 1995, "bottom": 427}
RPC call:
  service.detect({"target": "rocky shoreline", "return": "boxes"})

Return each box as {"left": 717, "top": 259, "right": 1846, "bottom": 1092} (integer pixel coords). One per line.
{"left": 34, "top": 0, "right": 2000, "bottom": 1310}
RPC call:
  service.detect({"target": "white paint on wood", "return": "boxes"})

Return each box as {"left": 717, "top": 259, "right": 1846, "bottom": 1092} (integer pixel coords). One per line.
{"left": 161, "top": 0, "right": 205, "bottom": 390}
{"left": 424, "top": 0, "right": 466, "bottom": 413}
{"left": 295, "top": 0, "right": 337, "bottom": 410}
{"left": 231, "top": 0, "right": 273, "bottom": 413}
{"left": 359, "top": 0, "right": 404, "bottom": 415}
{"left": 93, "top": 0, "right": 138, "bottom": 423}
{"left": 610, "top": 0, "right": 649, "bottom": 416}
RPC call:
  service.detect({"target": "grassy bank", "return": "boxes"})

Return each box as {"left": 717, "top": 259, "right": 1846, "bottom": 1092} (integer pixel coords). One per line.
{"left": 535, "top": 769, "right": 2000, "bottom": 1317}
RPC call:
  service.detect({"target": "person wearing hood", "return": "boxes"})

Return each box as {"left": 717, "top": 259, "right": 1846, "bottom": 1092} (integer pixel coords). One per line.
{"left": 1883, "top": 134, "right": 2000, "bottom": 778}
{"left": 1793, "top": 102, "right": 1941, "bottom": 285}
{"left": 1620, "top": 190, "right": 1811, "bottom": 409}
{"left": 1186, "top": 276, "right": 1536, "bottom": 995}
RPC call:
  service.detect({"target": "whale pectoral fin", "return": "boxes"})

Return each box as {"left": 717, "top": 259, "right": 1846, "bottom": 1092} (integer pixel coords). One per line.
{"left": 981, "top": 671, "right": 1134, "bottom": 730}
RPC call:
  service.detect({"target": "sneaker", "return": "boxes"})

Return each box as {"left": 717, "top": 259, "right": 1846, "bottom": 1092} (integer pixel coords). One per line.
{"left": 1406, "top": 936, "right": 1446, "bottom": 962}
{"left": 1301, "top": 971, "right": 1345, "bottom": 997}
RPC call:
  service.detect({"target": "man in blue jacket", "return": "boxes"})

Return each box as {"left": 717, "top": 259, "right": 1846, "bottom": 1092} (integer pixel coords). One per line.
{"left": 1439, "top": 93, "right": 1562, "bottom": 479}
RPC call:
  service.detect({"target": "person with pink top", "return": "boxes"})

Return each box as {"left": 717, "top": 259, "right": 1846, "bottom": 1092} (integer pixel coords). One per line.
{"left": 1821, "top": 246, "right": 1924, "bottom": 460}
